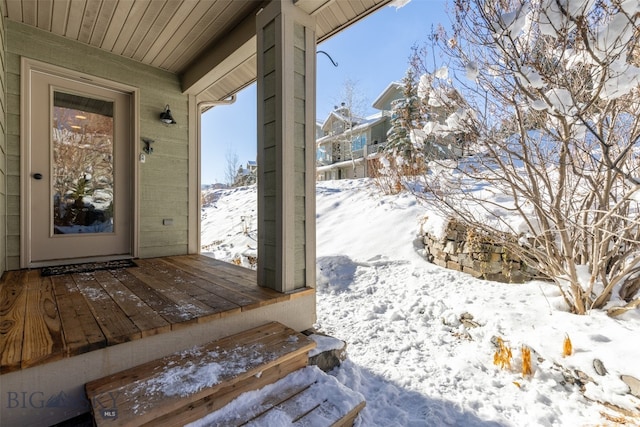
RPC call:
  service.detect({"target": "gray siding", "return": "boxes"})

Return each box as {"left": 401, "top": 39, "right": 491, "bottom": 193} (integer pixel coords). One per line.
{"left": 260, "top": 18, "right": 277, "bottom": 286}
{"left": 370, "top": 121, "right": 388, "bottom": 146}
{"left": 6, "top": 22, "right": 190, "bottom": 268}
{"left": 293, "top": 22, "right": 306, "bottom": 288}
{"left": 0, "top": 1, "right": 6, "bottom": 275}
{"left": 257, "top": 2, "right": 316, "bottom": 293}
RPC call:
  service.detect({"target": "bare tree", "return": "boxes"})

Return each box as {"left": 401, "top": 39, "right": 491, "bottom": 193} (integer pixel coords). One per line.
{"left": 337, "top": 78, "right": 369, "bottom": 118}
{"left": 224, "top": 148, "right": 240, "bottom": 187}
{"left": 334, "top": 78, "right": 369, "bottom": 173}
{"left": 406, "top": 0, "right": 640, "bottom": 316}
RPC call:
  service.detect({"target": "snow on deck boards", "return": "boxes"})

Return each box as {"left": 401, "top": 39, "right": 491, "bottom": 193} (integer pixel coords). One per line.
{"left": 0, "top": 255, "right": 314, "bottom": 374}
{"left": 85, "top": 322, "right": 316, "bottom": 427}
{"left": 186, "top": 366, "right": 366, "bottom": 427}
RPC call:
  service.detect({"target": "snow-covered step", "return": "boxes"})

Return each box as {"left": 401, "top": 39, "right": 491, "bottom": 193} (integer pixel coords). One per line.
{"left": 85, "top": 322, "right": 315, "bottom": 426}
{"left": 186, "top": 366, "right": 366, "bottom": 427}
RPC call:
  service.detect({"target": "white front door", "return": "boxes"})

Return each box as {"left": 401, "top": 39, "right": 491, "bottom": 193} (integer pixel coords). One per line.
{"left": 26, "top": 69, "right": 133, "bottom": 266}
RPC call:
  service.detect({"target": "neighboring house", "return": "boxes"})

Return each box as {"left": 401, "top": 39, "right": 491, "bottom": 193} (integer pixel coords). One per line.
{"left": 235, "top": 160, "right": 258, "bottom": 186}
{"left": 202, "top": 183, "right": 230, "bottom": 191}
{"left": 315, "top": 120, "right": 325, "bottom": 139}
{"left": 0, "top": 1, "right": 393, "bottom": 425}
{"left": 316, "top": 82, "right": 402, "bottom": 180}
{"left": 316, "top": 81, "right": 472, "bottom": 181}
{"left": 316, "top": 82, "right": 402, "bottom": 181}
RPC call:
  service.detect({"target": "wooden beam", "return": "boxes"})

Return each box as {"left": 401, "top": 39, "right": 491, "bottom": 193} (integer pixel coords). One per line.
{"left": 180, "top": 5, "right": 262, "bottom": 96}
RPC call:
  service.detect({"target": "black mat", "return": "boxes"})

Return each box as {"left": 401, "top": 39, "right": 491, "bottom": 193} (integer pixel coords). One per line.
{"left": 41, "top": 259, "right": 137, "bottom": 277}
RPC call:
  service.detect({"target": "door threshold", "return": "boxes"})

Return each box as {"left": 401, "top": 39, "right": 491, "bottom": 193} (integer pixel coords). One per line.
{"left": 29, "top": 254, "right": 134, "bottom": 269}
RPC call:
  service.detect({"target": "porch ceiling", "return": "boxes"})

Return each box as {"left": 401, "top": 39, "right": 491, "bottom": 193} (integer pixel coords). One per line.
{"left": 5, "top": 0, "right": 391, "bottom": 101}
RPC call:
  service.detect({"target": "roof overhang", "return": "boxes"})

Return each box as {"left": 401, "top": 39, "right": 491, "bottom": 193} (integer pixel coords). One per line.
{"left": 4, "top": 0, "right": 392, "bottom": 102}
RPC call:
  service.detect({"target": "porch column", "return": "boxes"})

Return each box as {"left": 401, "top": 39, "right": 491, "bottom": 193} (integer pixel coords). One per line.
{"left": 256, "top": 1, "right": 316, "bottom": 293}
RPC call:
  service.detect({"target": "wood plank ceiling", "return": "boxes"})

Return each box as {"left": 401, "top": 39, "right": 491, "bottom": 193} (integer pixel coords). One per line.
{"left": 4, "top": 0, "right": 392, "bottom": 101}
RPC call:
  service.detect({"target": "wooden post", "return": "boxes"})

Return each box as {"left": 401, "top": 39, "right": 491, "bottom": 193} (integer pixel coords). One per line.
{"left": 256, "top": 1, "right": 316, "bottom": 293}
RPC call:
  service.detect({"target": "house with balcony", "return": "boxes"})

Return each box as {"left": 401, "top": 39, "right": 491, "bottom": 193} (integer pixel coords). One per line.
{"left": 316, "top": 80, "right": 473, "bottom": 181}
{"left": 316, "top": 82, "right": 402, "bottom": 180}
{"left": 0, "top": 1, "right": 394, "bottom": 425}
{"left": 315, "top": 112, "right": 387, "bottom": 180}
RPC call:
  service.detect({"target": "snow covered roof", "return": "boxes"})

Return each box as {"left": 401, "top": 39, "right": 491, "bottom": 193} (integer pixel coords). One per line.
{"left": 372, "top": 81, "right": 403, "bottom": 111}
{"left": 320, "top": 110, "right": 355, "bottom": 132}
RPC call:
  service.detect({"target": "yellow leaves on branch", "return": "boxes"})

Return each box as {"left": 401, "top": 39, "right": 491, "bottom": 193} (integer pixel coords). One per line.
{"left": 563, "top": 334, "right": 573, "bottom": 357}
{"left": 493, "top": 338, "right": 532, "bottom": 378}
{"left": 521, "top": 346, "right": 532, "bottom": 377}
{"left": 493, "top": 337, "right": 513, "bottom": 370}
{"left": 494, "top": 335, "right": 570, "bottom": 378}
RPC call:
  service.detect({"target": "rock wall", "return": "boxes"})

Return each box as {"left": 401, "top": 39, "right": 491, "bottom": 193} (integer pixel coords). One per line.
{"left": 421, "top": 220, "right": 542, "bottom": 283}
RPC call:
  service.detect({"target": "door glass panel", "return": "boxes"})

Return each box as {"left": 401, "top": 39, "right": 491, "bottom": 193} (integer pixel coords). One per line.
{"left": 52, "top": 91, "right": 115, "bottom": 234}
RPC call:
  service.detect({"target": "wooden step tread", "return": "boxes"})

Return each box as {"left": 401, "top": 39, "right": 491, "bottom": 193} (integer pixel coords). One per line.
{"left": 85, "top": 322, "right": 315, "bottom": 426}
{"left": 185, "top": 366, "right": 366, "bottom": 427}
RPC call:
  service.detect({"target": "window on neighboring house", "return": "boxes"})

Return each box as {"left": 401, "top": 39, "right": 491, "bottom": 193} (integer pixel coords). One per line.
{"left": 317, "top": 147, "right": 327, "bottom": 162}
{"left": 351, "top": 134, "right": 367, "bottom": 151}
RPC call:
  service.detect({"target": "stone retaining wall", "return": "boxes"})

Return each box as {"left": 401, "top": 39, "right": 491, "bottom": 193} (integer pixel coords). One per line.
{"left": 421, "top": 219, "right": 542, "bottom": 283}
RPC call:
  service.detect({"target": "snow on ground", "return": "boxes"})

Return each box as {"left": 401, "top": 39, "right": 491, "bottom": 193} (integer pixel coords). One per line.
{"left": 201, "top": 179, "right": 640, "bottom": 426}
{"left": 201, "top": 185, "right": 258, "bottom": 267}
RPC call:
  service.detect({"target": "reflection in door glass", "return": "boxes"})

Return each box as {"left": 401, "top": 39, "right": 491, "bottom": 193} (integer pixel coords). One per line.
{"left": 52, "top": 91, "right": 114, "bottom": 234}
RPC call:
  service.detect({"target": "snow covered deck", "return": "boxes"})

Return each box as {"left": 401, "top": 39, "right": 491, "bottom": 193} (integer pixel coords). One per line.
{"left": 0, "top": 255, "right": 314, "bottom": 374}
{"left": 0, "top": 255, "right": 316, "bottom": 426}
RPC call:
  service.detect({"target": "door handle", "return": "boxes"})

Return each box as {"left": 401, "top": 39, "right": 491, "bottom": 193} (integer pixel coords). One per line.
{"left": 33, "top": 173, "right": 43, "bottom": 180}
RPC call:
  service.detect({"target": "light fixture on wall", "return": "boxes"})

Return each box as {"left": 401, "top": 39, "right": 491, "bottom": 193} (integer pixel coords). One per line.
{"left": 160, "top": 104, "right": 176, "bottom": 124}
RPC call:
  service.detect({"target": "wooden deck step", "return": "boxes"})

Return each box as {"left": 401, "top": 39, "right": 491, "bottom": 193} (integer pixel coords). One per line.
{"left": 85, "top": 322, "right": 316, "bottom": 426}
{"left": 186, "top": 365, "right": 366, "bottom": 427}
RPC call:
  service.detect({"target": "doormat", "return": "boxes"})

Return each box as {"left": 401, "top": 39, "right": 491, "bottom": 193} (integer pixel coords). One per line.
{"left": 41, "top": 259, "right": 137, "bottom": 277}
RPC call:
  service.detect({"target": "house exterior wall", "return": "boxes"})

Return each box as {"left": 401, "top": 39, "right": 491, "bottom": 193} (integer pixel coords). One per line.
{"left": 0, "top": 1, "right": 6, "bottom": 276}
{"left": 293, "top": 21, "right": 310, "bottom": 289}
{"left": 342, "top": 162, "right": 366, "bottom": 179}
{"left": 316, "top": 119, "right": 391, "bottom": 181}
{"left": 5, "top": 22, "right": 190, "bottom": 269}
{"left": 258, "top": 17, "right": 277, "bottom": 287}
{"left": 370, "top": 120, "right": 389, "bottom": 147}
{"left": 257, "top": 1, "right": 316, "bottom": 293}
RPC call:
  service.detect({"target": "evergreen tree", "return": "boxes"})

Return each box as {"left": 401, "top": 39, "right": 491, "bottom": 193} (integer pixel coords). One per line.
{"left": 384, "top": 69, "right": 424, "bottom": 171}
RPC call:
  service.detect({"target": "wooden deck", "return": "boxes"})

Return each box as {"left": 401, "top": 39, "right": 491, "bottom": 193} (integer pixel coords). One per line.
{"left": 0, "top": 255, "right": 314, "bottom": 374}
{"left": 85, "top": 322, "right": 317, "bottom": 426}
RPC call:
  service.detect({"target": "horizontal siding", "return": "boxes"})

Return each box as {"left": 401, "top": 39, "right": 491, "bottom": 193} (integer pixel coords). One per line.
{"left": 0, "top": 1, "right": 6, "bottom": 275}
{"left": 263, "top": 171, "right": 276, "bottom": 197}
{"left": 6, "top": 21, "right": 191, "bottom": 266}
{"left": 258, "top": 17, "right": 278, "bottom": 289}
{"left": 139, "top": 230, "right": 188, "bottom": 248}
{"left": 293, "top": 23, "right": 307, "bottom": 289}
{"left": 257, "top": 7, "right": 316, "bottom": 292}
{"left": 262, "top": 218, "right": 277, "bottom": 247}
{"left": 263, "top": 96, "right": 276, "bottom": 124}
{"left": 263, "top": 147, "right": 276, "bottom": 176}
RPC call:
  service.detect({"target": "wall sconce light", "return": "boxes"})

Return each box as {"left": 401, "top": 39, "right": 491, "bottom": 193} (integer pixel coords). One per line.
{"left": 159, "top": 104, "right": 176, "bottom": 124}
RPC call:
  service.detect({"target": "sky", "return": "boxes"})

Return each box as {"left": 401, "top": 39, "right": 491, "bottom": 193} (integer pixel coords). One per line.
{"left": 200, "top": 0, "right": 449, "bottom": 185}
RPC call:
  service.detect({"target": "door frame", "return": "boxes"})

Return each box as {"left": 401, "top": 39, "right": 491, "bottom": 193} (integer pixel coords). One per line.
{"left": 20, "top": 58, "right": 140, "bottom": 268}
